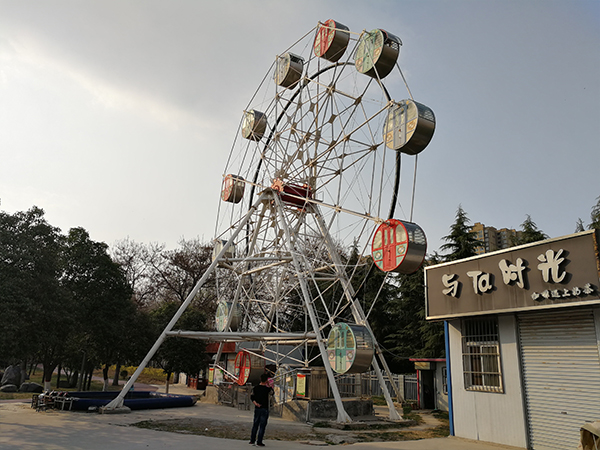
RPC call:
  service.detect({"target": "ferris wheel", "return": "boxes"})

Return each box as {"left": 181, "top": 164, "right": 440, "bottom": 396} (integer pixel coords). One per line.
{"left": 105, "top": 20, "right": 435, "bottom": 420}
{"left": 212, "top": 21, "right": 435, "bottom": 421}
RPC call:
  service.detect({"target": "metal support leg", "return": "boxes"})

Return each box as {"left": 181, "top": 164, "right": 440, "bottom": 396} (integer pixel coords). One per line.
{"left": 274, "top": 194, "right": 352, "bottom": 423}
{"left": 312, "top": 206, "right": 402, "bottom": 420}
{"left": 103, "top": 194, "right": 267, "bottom": 411}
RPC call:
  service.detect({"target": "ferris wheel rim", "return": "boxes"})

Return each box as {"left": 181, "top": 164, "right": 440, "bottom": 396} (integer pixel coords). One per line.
{"left": 213, "top": 23, "right": 420, "bottom": 340}
{"left": 245, "top": 61, "right": 400, "bottom": 231}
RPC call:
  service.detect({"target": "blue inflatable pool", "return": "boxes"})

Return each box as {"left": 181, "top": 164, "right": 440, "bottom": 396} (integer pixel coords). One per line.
{"left": 65, "top": 391, "right": 197, "bottom": 411}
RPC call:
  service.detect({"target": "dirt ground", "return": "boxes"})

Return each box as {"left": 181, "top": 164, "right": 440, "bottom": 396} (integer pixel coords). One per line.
{"left": 130, "top": 409, "right": 450, "bottom": 445}
{"left": 2, "top": 382, "right": 448, "bottom": 446}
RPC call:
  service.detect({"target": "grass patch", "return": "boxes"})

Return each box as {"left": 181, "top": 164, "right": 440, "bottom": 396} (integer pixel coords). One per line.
{"left": 401, "top": 403, "right": 423, "bottom": 424}
{"left": 359, "top": 431, "right": 411, "bottom": 442}
{"left": 0, "top": 364, "right": 169, "bottom": 401}
{"left": 312, "top": 421, "right": 331, "bottom": 428}
{"left": 132, "top": 419, "right": 233, "bottom": 440}
{"left": 372, "top": 395, "right": 404, "bottom": 406}
{"left": 356, "top": 423, "right": 450, "bottom": 442}
{"left": 0, "top": 371, "right": 119, "bottom": 400}
{"left": 371, "top": 395, "right": 387, "bottom": 406}
{"left": 428, "top": 424, "right": 451, "bottom": 438}
{"left": 93, "top": 366, "right": 168, "bottom": 385}
{"left": 402, "top": 411, "right": 422, "bottom": 423}
{"left": 432, "top": 410, "right": 449, "bottom": 420}
{"left": 0, "top": 392, "right": 34, "bottom": 401}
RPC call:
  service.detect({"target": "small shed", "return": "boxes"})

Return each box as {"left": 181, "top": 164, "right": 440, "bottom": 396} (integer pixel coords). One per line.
{"left": 409, "top": 358, "right": 448, "bottom": 411}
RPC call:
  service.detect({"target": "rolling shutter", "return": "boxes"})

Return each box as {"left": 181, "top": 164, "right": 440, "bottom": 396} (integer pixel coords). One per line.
{"left": 518, "top": 308, "right": 600, "bottom": 450}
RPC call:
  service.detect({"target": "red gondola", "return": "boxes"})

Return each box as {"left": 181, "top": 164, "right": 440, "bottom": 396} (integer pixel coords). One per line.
{"left": 371, "top": 219, "right": 427, "bottom": 274}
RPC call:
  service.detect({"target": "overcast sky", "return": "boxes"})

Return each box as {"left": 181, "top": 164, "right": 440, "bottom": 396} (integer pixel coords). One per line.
{"left": 0, "top": 0, "right": 598, "bottom": 254}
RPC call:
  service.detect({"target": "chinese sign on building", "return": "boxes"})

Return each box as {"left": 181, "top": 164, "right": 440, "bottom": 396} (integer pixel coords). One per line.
{"left": 425, "top": 230, "right": 600, "bottom": 319}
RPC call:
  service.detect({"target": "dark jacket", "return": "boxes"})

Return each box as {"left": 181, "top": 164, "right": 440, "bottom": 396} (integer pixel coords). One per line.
{"left": 251, "top": 384, "right": 273, "bottom": 410}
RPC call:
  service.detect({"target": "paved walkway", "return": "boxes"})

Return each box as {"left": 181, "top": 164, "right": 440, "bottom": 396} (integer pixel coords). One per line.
{"left": 0, "top": 384, "right": 524, "bottom": 450}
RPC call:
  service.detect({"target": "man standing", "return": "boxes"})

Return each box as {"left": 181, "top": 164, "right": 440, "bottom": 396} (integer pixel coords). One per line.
{"left": 249, "top": 373, "right": 273, "bottom": 447}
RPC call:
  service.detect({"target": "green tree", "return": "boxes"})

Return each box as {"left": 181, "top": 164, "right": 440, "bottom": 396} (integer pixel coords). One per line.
{"left": 575, "top": 218, "right": 585, "bottom": 233}
{"left": 512, "top": 215, "right": 548, "bottom": 245}
{"left": 0, "top": 207, "right": 72, "bottom": 388}
{"left": 588, "top": 196, "right": 600, "bottom": 230}
{"left": 150, "top": 302, "right": 207, "bottom": 392}
{"left": 376, "top": 269, "right": 425, "bottom": 373}
{"left": 440, "top": 205, "right": 479, "bottom": 261}
{"left": 362, "top": 251, "right": 447, "bottom": 374}
{"left": 347, "top": 252, "right": 406, "bottom": 371}
{"left": 110, "top": 237, "right": 217, "bottom": 389}
{"left": 62, "top": 227, "right": 134, "bottom": 391}
{"left": 369, "top": 259, "right": 445, "bottom": 374}
{"left": 416, "top": 253, "right": 446, "bottom": 359}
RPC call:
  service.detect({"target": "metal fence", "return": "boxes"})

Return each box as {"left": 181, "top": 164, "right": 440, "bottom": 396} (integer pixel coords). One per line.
{"left": 217, "top": 382, "right": 252, "bottom": 409}
{"left": 216, "top": 370, "right": 418, "bottom": 407}
{"left": 217, "top": 382, "right": 235, "bottom": 405}
{"left": 332, "top": 371, "right": 406, "bottom": 401}
{"left": 403, "top": 374, "right": 418, "bottom": 402}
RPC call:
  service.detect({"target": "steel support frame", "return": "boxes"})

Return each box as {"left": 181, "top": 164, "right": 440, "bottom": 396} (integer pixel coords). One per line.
{"left": 104, "top": 188, "right": 400, "bottom": 423}
{"left": 102, "top": 193, "right": 268, "bottom": 411}
{"left": 312, "top": 204, "right": 403, "bottom": 420}
{"left": 272, "top": 193, "right": 353, "bottom": 423}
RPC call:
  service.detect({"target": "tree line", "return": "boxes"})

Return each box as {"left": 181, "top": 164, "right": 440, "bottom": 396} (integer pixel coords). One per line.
{"left": 1, "top": 197, "right": 598, "bottom": 383}
{"left": 0, "top": 207, "right": 209, "bottom": 390}
{"left": 364, "top": 197, "right": 600, "bottom": 372}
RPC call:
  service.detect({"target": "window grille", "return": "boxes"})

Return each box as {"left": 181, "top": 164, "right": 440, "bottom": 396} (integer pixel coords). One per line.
{"left": 461, "top": 318, "right": 503, "bottom": 393}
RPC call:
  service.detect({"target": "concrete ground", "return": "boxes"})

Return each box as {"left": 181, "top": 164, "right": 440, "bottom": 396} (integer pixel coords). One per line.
{"left": 0, "top": 383, "right": 523, "bottom": 450}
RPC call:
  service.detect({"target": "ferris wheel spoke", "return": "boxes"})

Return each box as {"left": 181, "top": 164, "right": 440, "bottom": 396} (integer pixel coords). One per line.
{"left": 208, "top": 22, "right": 435, "bottom": 419}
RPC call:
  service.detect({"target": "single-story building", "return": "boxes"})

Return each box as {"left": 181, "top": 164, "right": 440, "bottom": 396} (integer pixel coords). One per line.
{"left": 409, "top": 357, "right": 448, "bottom": 411}
{"left": 425, "top": 229, "right": 600, "bottom": 450}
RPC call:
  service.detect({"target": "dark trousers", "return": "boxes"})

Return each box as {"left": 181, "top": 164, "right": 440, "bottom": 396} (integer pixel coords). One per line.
{"left": 250, "top": 407, "right": 269, "bottom": 444}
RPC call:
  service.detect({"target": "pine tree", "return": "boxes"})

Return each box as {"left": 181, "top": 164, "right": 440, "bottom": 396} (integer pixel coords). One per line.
{"left": 368, "top": 257, "right": 446, "bottom": 373}
{"left": 440, "top": 205, "right": 479, "bottom": 261}
{"left": 512, "top": 215, "right": 548, "bottom": 245}
{"left": 588, "top": 196, "right": 600, "bottom": 230}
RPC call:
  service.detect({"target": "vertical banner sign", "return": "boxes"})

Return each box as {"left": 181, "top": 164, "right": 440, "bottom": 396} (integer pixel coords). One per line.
{"left": 296, "top": 373, "right": 306, "bottom": 398}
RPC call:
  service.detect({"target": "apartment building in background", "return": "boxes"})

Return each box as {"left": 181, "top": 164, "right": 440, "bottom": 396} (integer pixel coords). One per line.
{"left": 470, "top": 222, "right": 521, "bottom": 255}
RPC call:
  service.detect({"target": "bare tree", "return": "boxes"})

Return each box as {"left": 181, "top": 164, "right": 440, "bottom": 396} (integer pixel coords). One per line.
{"left": 111, "top": 238, "right": 163, "bottom": 308}
{"left": 112, "top": 237, "right": 218, "bottom": 322}
{"left": 154, "top": 238, "right": 214, "bottom": 306}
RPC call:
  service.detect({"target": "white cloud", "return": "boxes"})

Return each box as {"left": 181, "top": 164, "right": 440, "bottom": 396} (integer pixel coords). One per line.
{"left": 0, "top": 0, "right": 598, "bottom": 252}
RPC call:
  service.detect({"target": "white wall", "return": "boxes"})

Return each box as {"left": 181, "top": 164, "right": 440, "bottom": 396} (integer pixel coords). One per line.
{"left": 434, "top": 363, "right": 448, "bottom": 411}
{"left": 449, "top": 315, "right": 528, "bottom": 448}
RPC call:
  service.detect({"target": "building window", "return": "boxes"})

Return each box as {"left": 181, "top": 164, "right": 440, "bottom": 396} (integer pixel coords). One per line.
{"left": 461, "top": 318, "right": 503, "bottom": 393}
